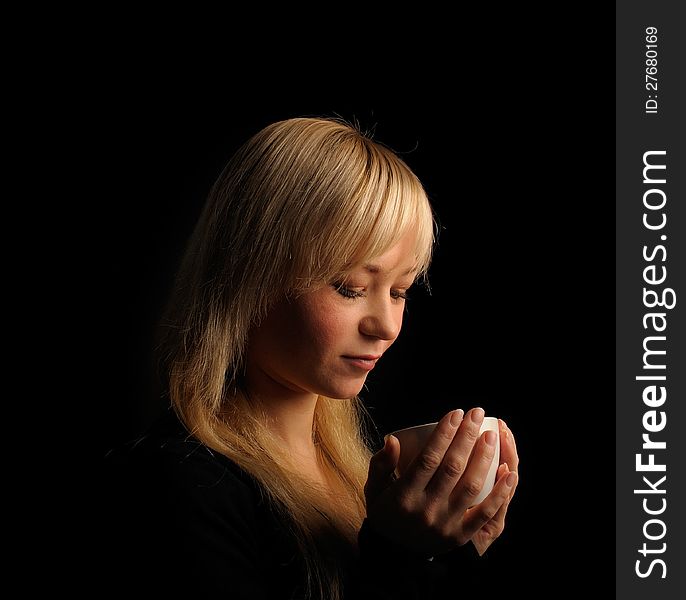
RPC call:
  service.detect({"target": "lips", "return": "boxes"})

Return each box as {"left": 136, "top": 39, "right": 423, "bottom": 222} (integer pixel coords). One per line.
{"left": 342, "top": 354, "right": 382, "bottom": 372}
{"left": 345, "top": 354, "right": 382, "bottom": 361}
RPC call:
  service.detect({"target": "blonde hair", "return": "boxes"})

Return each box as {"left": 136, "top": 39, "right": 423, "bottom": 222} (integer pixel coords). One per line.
{"left": 157, "top": 117, "right": 435, "bottom": 599}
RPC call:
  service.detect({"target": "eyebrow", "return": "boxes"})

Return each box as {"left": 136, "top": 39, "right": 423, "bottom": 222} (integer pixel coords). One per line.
{"left": 363, "top": 263, "right": 418, "bottom": 276}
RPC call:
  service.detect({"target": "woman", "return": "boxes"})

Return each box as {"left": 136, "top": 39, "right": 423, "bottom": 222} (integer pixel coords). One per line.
{"left": 103, "top": 117, "right": 519, "bottom": 599}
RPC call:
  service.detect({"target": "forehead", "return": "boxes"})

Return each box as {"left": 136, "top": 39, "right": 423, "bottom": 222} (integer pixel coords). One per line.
{"left": 350, "top": 230, "right": 419, "bottom": 277}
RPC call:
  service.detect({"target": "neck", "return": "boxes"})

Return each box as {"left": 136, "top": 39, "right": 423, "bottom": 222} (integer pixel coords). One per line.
{"left": 244, "top": 366, "right": 320, "bottom": 461}
{"left": 263, "top": 395, "right": 319, "bottom": 461}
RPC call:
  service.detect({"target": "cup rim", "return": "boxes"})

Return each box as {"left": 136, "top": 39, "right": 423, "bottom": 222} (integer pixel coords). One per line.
{"left": 391, "top": 421, "right": 438, "bottom": 435}
{"left": 391, "top": 416, "right": 498, "bottom": 436}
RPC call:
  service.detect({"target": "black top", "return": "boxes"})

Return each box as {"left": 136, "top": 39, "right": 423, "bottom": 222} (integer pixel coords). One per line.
{"left": 100, "top": 411, "right": 485, "bottom": 599}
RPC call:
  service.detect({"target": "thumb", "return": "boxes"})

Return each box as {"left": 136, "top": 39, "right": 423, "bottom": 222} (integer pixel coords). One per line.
{"left": 365, "top": 435, "right": 400, "bottom": 502}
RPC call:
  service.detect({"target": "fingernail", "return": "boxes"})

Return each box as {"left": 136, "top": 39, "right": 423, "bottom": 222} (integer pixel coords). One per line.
{"left": 484, "top": 430, "right": 497, "bottom": 446}
{"left": 506, "top": 472, "right": 517, "bottom": 487}
{"left": 472, "top": 407, "right": 485, "bottom": 424}
{"left": 450, "top": 409, "right": 464, "bottom": 426}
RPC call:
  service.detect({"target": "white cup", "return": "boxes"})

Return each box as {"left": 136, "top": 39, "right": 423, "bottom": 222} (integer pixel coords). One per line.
{"left": 391, "top": 416, "right": 500, "bottom": 506}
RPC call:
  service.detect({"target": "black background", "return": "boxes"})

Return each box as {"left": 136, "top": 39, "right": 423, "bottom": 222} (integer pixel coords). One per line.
{"left": 84, "top": 18, "right": 614, "bottom": 598}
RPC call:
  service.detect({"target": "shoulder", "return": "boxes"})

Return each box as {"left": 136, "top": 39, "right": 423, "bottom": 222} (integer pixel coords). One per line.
{"left": 103, "top": 411, "right": 261, "bottom": 516}
{"left": 101, "top": 411, "right": 282, "bottom": 566}
{"left": 100, "top": 413, "right": 302, "bottom": 597}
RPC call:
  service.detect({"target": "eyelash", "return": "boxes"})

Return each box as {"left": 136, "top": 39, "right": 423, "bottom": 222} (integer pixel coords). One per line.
{"left": 333, "top": 284, "right": 410, "bottom": 301}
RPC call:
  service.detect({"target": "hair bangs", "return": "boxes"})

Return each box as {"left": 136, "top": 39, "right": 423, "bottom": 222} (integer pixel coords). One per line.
{"left": 306, "top": 143, "right": 434, "bottom": 289}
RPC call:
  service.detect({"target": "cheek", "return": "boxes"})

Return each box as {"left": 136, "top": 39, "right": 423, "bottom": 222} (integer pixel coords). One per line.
{"left": 298, "top": 302, "right": 351, "bottom": 352}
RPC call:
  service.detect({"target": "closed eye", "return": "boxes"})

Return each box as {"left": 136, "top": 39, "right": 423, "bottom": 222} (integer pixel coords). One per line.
{"left": 333, "top": 283, "right": 411, "bottom": 301}
{"left": 333, "top": 283, "right": 365, "bottom": 299}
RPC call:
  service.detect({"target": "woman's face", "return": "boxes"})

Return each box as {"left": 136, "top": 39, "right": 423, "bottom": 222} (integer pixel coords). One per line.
{"left": 246, "top": 230, "right": 419, "bottom": 400}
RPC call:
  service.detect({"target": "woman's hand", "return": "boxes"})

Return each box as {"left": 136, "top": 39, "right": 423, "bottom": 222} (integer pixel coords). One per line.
{"left": 470, "top": 418, "right": 519, "bottom": 556}
{"left": 364, "top": 408, "right": 519, "bottom": 557}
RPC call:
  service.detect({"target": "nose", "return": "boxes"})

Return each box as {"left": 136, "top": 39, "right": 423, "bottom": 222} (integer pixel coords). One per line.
{"left": 359, "top": 298, "right": 403, "bottom": 341}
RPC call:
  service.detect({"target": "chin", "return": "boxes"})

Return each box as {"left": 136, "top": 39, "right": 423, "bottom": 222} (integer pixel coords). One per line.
{"left": 321, "top": 379, "right": 367, "bottom": 400}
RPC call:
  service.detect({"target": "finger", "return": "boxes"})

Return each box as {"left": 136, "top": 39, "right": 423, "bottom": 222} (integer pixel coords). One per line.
{"left": 400, "top": 409, "right": 464, "bottom": 491}
{"left": 447, "top": 419, "right": 498, "bottom": 511}
{"left": 422, "top": 407, "right": 484, "bottom": 500}
{"left": 496, "top": 459, "right": 519, "bottom": 502}
{"left": 486, "top": 468, "right": 517, "bottom": 530}
{"left": 503, "top": 455, "right": 520, "bottom": 501}
{"left": 364, "top": 435, "right": 400, "bottom": 502}
{"left": 499, "top": 420, "right": 519, "bottom": 473}
{"left": 507, "top": 424, "right": 519, "bottom": 471}
{"left": 468, "top": 466, "right": 515, "bottom": 556}
{"left": 461, "top": 469, "right": 518, "bottom": 541}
